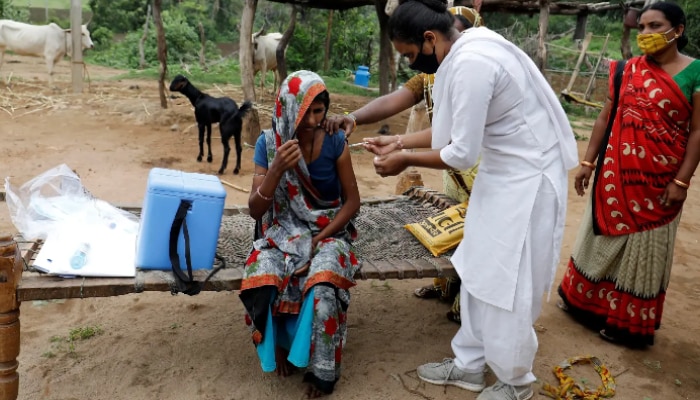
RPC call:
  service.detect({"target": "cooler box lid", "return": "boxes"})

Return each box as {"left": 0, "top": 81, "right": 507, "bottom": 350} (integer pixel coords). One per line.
{"left": 147, "top": 168, "right": 226, "bottom": 199}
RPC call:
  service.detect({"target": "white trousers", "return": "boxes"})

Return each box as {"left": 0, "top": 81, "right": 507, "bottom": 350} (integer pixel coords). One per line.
{"left": 451, "top": 176, "right": 559, "bottom": 386}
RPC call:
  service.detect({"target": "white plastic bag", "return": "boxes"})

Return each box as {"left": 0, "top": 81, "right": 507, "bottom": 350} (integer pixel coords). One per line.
{"left": 4, "top": 164, "right": 139, "bottom": 241}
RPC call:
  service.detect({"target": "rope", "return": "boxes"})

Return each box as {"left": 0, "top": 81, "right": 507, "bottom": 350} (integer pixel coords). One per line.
{"left": 540, "top": 356, "right": 616, "bottom": 400}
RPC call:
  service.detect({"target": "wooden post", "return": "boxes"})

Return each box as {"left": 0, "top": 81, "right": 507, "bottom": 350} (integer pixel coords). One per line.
{"left": 153, "top": 0, "right": 167, "bottom": 109}
{"left": 240, "top": 0, "right": 260, "bottom": 146}
{"left": 323, "top": 10, "right": 333, "bottom": 72}
{"left": 584, "top": 34, "right": 609, "bottom": 100}
{"left": 574, "top": 11, "right": 588, "bottom": 41}
{"left": 562, "top": 32, "right": 592, "bottom": 96}
{"left": 198, "top": 22, "right": 207, "bottom": 71}
{"left": 70, "top": 0, "right": 84, "bottom": 94}
{"left": 621, "top": 25, "right": 633, "bottom": 60}
{"left": 276, "top": 5, "right": 298, "bottom": 84}
{"left": 138, "top": 4, "right": 152, "bottom": 70}
{"left": 535, "top": 0, "right": 550, "bottom": 71}
{"left": 375, "top": 0, "right": 392, "bottom": 95}
{"left": 0, "top": 236, "right": 22, "bottom": 400}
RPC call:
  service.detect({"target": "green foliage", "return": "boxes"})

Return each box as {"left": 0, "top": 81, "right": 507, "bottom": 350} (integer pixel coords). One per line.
{"left": 681, "top": 0, "right": 700, "bottom": 57}
{"left": 89, "top": 10, "right": 220, "bottom": 70}
{"left": 0, "top": 0, "right": 29, "bottom": 21}
{"left": 88, "top": 0, "right": 148, "bottom": 34}
{"left": 90, "top": 26, "right": 114, "bottom": 50}
{"left": 285, "top": 6, "right": 379, "bottom": 74}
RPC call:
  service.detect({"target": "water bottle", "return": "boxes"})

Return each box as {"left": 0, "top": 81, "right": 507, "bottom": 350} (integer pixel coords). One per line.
{"left": 70, "top": 243, "right": 90, "bottom": 270}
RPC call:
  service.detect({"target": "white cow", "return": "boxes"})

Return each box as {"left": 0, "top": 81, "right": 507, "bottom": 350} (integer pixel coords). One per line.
{"left": 252, "top": 29, "right": 285, "bottom": 97}
{"left": 0, "top": 20, "right": 94, "bottom": 86}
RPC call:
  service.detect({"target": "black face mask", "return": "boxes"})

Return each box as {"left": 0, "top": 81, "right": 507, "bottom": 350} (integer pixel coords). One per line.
{"left": 409, "top": 40, "right": 440, "bottom": 74}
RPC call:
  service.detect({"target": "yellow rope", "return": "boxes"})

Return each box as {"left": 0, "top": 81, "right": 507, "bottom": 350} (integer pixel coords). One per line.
{"left": 540, "top": 356, "right": 616, "bottom": 400}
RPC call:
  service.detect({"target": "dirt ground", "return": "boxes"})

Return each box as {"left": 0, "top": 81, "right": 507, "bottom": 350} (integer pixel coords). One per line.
{"left": 1, "top": 55, "right": 699, "bottom": 400}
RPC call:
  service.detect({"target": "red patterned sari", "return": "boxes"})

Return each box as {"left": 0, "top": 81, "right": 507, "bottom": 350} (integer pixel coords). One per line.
{"left": 559, "top": 57, "right": 693, "bottom": 347}
{"left": 593, "top": 57, "right": 691, "bottom": 236}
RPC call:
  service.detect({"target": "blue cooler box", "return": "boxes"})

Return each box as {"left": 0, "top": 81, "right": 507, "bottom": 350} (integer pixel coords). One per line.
{"left": 135, "top": 168, "right": 226, "bottom": 270}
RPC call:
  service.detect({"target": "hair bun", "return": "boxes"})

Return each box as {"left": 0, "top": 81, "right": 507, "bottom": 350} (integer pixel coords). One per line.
{"left": 399, "top": 0, "right": 448, "bottom": 13}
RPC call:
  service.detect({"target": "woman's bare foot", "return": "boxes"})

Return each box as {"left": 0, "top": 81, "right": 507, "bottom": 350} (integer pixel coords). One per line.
{"left": 275, "top": 346, "right": 296, "bottom": 377}
{"left": 304, "top": 383, "right": 327, "bottom": 398}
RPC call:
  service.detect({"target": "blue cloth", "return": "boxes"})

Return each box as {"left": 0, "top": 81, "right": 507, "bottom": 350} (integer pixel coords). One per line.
{"left": 253, "top": 131, "right": 346, "bottom": 201}
{"left": 256, "top": 287, "right": 315, "bottom": 372}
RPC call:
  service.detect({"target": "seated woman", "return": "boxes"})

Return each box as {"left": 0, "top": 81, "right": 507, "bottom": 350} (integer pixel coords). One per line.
{"left": 240, "top": 70, "right": 361, "bottom": 398}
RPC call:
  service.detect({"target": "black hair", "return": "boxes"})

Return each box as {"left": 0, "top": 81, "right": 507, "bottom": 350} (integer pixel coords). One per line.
{"left": 453, "top": 14, "right": 472, "bottom": 31}
{"left": 314, "top": 90, "right": 330, "bottom": 119}
{"left": 388, "top": 0, "right": 453, "bottom": 45}
{"left": 640, "top": 2, "right": 688, "bottom": 51}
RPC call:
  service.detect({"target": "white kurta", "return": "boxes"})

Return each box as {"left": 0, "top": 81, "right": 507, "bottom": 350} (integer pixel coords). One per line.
{"left": 431, "top": 27, "right": 578, "bottom": 312}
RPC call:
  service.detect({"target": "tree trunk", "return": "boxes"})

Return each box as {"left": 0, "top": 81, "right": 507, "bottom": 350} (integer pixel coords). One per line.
{"left": 621, "top": 25, "right": 633, "bottom": 60}
{"left": 323, "top": 10, "right": 333, "bottom": 72}
{"left": 574, "top": 11, "right": 587, "bottom": 41}
{"left": 535, "top": 0, "right": 550, "bottom": 71}
{"left": 199, "top": 22, "right": 207, "bottom": 71}
{"left": 211, "top": 0, "right": 220, "bottom": 21}
{"left": 139, "top": 4, "right": 152, "bottom": 70}
{"left": 153, "top": 0, "right": 167, "bottom": 109}
{"left": 240, "top": 0, "right": 260, "bottom": 145}
{"left": 277, "top": 5, "right": 298, "bottom": 83}
{"left": 375, "top": 0, "right": 391, "bottom": 95}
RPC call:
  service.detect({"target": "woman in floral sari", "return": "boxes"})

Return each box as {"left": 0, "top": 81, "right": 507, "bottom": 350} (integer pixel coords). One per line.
{"left": 558, "top": 2, "right": 700, "bottom": 347}
{"left": 240, "top": 70, "right": 361, "bottom": 398}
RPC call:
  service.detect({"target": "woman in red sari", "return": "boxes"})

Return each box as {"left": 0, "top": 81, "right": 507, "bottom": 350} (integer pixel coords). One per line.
{"left": 558, "top": 2, "right": 700, "bottom": 347}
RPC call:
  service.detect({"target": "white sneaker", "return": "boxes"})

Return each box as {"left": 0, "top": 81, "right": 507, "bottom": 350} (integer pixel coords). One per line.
{"left": 476, "top": 381, "right": 533, "bottom": 400}
{"left": 416, "top": 358, "right": 485, "bottom": 392}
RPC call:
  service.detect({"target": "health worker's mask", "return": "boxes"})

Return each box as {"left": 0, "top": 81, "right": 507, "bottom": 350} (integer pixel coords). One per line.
{"left": 409, "top": 41, "right": 440, "bottom": 74}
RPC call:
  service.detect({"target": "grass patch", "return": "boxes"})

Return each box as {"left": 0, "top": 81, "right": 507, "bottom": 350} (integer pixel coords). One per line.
{"left": 98, "top": 57, "right": 377, "bottom": 99}
{"left": 44, "top": 325, "right": 104, "bottom": 356}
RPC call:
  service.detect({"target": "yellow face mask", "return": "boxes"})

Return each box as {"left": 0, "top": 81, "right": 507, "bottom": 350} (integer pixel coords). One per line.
{"left": 637, "top": 28, "right": 677, "bottom": 55}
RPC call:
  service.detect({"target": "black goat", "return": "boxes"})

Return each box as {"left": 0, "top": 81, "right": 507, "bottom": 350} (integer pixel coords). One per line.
{"left": 169, "top": 75, "right": 252, "bottom": 175}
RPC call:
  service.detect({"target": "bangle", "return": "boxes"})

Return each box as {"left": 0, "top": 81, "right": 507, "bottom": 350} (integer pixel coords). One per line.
{"left": 673, "top": 178, "right": 690, "bottom": 189}
{"left": 345, "top": 113, "right": 357, "bottom": 131}
{"left": 253, "top": 173, "right": 266, "bottom": 177}
{"left": 395, "top": 135, "right": 404, "bottom": 150}
{"left": 256, "top": 187, "right": 273, "bottom": 201}
{"left": 580, "top": 160, "right": 596, "bottom": 169}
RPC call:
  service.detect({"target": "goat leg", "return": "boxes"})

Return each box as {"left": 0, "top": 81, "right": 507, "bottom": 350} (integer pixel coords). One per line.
{"left": 218, "top": 130, "right": 231, "bottom": 175}
{"left": 206, "top": 124, "right": 213, "bottom": 163}
{"left": 197, "top": 123, "right": 206, "bottom": 162}
{"left": 233, "top": 128, "right": 242, "bottom": 175}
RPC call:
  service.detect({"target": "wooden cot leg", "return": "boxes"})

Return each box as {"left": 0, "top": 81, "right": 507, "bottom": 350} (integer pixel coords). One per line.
{"left": 0, "top": 236, "right": 22, "bottom": 400}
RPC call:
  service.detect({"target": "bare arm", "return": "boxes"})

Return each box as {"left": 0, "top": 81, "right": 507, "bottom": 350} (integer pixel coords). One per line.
{"left": 574, "top": 98, "right": 613, "bottom": 196}
{"left": 314, "top": 144, "right": 360, "bottom": 243}
{"left": 363, "top": 127, "right": 433, "bottom": 155}
{"left": 352, "top": 87, "right": 419, "bottom": 125}
{"left": 660, "top": 91, "right": 700, "bottom": 206}
{"left": 581, "top": 97, "right": 614, "bottom": 164}
{"left": 248, "top": 139, "right": 301, "bottom": 220}
{"left": 675, "top": 91, "right": 700, "bottom": 184}
{"left": 373, "top": 148, "right": 450, "bottom": 177}
{"left": 324, "top": 88, "right": 419, "bottom": 135}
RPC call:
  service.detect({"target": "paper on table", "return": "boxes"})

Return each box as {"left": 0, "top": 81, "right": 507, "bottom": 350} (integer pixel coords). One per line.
{"left": 33, "top": 220, "right": 137, "bottom": 278}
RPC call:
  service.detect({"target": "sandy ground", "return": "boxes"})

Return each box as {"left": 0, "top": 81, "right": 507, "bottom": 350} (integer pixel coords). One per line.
{"left": 1, "top": 55, "right": 699, "bottom": 400}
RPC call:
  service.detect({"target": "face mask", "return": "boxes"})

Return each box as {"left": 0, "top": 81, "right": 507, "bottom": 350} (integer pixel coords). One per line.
{"left": 409, "top": 40, "right": 440, "bottom": 74}
{"left": 637, "top": 28, "right": 677, "bottom": 55}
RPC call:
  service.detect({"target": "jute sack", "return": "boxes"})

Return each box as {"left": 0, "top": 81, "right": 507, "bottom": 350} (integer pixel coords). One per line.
{"left": 405, "top": 201, "right": 467, "bottom": 257}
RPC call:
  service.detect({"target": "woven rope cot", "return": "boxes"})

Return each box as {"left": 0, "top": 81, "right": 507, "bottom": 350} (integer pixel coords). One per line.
{"left": 14, "top": 187, "right": 459, "bottom": 301}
